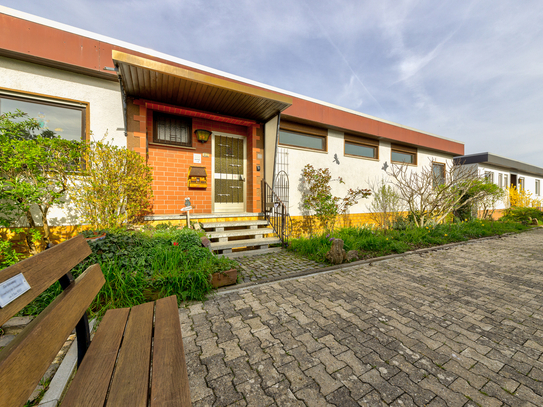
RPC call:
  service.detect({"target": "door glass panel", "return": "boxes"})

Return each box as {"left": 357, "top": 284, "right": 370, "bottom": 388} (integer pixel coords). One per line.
{"left": 214, "top": 135, "right": 244, "bottom": 205}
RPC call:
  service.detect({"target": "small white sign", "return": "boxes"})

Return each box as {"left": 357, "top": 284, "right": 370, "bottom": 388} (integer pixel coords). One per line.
{"left": 193, "top": 154, "right": 202, "bottom": 164}
{"left": 181, "top": 206, "right": 193, "bottom": 211}
{"left": 0, "top": 273, "right": 31, "bottom": 308}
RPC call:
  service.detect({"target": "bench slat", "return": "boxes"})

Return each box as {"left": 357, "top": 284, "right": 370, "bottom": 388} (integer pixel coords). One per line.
{"left": 0, "top": 264, "right": 104, "bottom": 407}
{"left": 0, "top": 234, "right": 92, "bottom": 326}
{"left": 106, "top": 301, "right": 154, "bottom": 407}
{"left": 151, "top": 295, "right": 192, "bottom": 407}
{"left": 61, "top": 307, "right": 130, "bottom": 407}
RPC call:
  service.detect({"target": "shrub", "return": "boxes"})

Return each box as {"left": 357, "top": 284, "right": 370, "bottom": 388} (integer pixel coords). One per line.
{"left": 501, "top": 207, "right": 543, "bottom": 224}
{"left": 70, "top": 138, "right": 153, "bottom": 229}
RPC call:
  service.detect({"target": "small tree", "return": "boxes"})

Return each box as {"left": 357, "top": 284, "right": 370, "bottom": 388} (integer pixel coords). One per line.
{"left": 70, "top": 138, "right": 153, "bottom": 229}
{"left": 0, "top": 110, "right": 84, "bottom": 253}
{"left": 300, "top": 164, "right": 370, "bottom": 232}
{"left": 366, "top": 179, "right": 405, "bottom": 230}
{"left": 387, "top": 160, "right": 491, "bottom": 227}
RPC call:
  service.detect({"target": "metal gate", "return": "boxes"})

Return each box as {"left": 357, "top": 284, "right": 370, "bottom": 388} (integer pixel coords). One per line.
{"left": 213, "top": 134, "right": 246, "bottom": 213}
{"left": 274, "top": 170, "right": 289, "bottom": 214}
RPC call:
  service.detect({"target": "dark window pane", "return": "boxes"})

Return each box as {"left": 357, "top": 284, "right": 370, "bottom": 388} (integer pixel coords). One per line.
{"left": 345, "top": 142, "right": 375, "bottom": 158}
{"left": 154, "top": 112, "right": 191, "bottom": 146}
{"left": 391, "top": 150, "right": 414, "bottom": 164}
{"left": 279, "top": 130, "right": 324, "bottom": 150}
{"left": 0, "top": 96, "right": 84, "bottom": 140}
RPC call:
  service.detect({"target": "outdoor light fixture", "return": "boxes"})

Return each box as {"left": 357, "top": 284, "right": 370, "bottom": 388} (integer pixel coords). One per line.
{"left": 194, "top": 129, "right": 211, "bottom": 143}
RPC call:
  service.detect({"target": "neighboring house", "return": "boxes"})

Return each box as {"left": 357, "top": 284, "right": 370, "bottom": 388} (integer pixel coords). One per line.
{"left": 0, "top": 6, "right": 465, "bottom": 237}
{"left": 454, "top": 153, "right": 543, "bottom": 213}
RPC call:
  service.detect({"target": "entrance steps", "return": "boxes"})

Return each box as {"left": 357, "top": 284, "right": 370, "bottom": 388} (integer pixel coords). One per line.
{"left": 200, "top": 218, "right": 282, "bottom": 256}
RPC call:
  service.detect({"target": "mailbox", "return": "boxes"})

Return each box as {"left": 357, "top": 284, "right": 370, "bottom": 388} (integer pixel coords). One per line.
{"left": 188, "top": 166, "right": 207, "bottom": 188}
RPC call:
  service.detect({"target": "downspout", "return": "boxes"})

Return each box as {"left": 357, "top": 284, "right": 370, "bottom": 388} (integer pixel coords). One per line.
{"left": 272, "top": 111, "right": 281, "bottom": 191}
{"left": 114, "top": 63, "right": 129, "bottom": 138}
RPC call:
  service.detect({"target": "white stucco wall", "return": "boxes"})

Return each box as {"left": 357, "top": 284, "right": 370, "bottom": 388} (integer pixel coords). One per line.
{"left": 478, "top": 163, "right": 543, "bottom": 209}
{"left": 0, "top": 56, "right": 125, "bottom": 226}
{"left": 281, "top": 129, "right": 455, "bottom": 216}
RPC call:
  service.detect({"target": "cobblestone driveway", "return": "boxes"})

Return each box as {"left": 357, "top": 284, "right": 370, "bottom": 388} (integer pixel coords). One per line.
{"left": 181, "top": 229, "right": 543, "bottom": 406}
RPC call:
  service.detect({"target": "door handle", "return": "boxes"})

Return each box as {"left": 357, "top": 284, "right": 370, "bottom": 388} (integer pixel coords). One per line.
{"left": 240, "top": 175, "right": 246, "bottom": 182}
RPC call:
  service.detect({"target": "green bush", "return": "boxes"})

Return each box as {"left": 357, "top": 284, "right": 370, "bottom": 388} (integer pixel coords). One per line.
{"left": 18, "top": 227, "right": 237, "bottom": 318}
{"left": 500, "top": 207, "right": 543, "bottom": 223}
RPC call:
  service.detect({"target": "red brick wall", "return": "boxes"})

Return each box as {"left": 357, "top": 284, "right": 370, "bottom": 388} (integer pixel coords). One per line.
{"left": 132, "top": 102, "right": 258, "bottom": 215}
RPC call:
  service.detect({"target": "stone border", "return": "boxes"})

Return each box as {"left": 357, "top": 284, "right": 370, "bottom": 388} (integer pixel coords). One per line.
{"left": 217, "top": 228, "right": 539, "bottom": 295}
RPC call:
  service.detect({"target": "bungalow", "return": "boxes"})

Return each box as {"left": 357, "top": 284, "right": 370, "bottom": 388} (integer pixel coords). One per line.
{"left": 0, "top": 6, "right": 465, "bottom": 251}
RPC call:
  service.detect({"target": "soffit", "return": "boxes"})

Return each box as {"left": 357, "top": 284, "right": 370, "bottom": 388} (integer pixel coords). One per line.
{"left": 112, "top": 51, "right": 292, "bottom": 123}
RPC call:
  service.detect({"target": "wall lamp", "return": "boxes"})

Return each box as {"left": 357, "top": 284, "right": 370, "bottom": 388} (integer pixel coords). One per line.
{"left": 194, "top": 129, "right": 212, "bottom": 143}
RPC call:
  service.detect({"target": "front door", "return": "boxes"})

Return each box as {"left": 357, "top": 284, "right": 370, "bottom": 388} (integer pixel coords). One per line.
{"left": 213, "top": 133, "right": 246, "bottom": 213}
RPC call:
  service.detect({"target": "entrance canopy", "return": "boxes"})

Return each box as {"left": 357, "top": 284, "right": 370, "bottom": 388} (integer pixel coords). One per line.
{"left": 112, "top": 51, "right": 292, "bottom": 123}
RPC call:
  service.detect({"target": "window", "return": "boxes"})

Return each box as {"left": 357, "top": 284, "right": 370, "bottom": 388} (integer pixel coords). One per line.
{"left": 0, "top": 93, "right": 86, "bottom": 140}
{"left": 498, "top": 173, "right": 503, "bottom": 188}
{"left": 484, "top": 171, "right": 494, "bottom": 183}
{"left": 153, "top": 112, "right": 192, "bottom": 147}
{"left": 504, "top": 174, "right": 508, "bottom": 189}
{"left": 344, "top": 134, "right": 378, "bottom": 159}
{"left": 536, "top": 180, "right": 541, "bottom": 196}
{"left": 391, "top": 144, "right": 417, "bottom": 165}
{"left": 279, "top": 120, "right": 327, "bottom": 151}
{"left": 432, "top": 163, "right": 446, "bottom": 188}
{"left": 518, "top": 177, "right": 525, "bottom": 191}
{"left": 279, "top": 130, "right": 325, "bottom": 151}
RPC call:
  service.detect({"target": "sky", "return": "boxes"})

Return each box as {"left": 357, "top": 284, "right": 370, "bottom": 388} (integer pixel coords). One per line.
{"left": 3, "top": 0, "right": 543, "bottom": 167}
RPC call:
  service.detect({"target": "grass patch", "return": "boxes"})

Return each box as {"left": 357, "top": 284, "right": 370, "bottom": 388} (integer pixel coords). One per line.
{"left": 18, "top": 226, "right": 238, "bottom": 318}
{"left": 288, "top": 219, "right": 530, "bottom": 263}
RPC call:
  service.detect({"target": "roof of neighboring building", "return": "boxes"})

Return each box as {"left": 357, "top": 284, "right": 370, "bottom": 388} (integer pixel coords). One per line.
{"left": 454, "top": 153, "right": 543, "bottom": 178}
{"left": 0, "top": 6, "right": 464, "bottom": 155}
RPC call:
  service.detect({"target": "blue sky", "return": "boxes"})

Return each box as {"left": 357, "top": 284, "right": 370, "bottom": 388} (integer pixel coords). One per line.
{"left": 3, "top": 0, "right": 543, "bottom": 166}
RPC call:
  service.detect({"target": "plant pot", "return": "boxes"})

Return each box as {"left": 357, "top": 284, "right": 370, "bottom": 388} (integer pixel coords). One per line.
{"left": 209, "top": 269, "right": 237, "bottom": 288}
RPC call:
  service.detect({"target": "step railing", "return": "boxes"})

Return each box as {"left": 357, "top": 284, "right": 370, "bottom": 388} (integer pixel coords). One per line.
{"left": 261, "top": 180, "right": 291, "bottom": 246}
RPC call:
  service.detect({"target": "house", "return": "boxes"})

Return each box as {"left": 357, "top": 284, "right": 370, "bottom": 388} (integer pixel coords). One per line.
{"left": 454, "top": 153, "right": 543, "bottom": 214}
{"left": 0, "top": 6, "right": 465, "bottom": 249}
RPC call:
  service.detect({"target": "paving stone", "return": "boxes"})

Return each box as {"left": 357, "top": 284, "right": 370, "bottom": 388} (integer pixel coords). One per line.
{"left": 187, "top": 230, "right": 543, "bottom": 406}
{"left": 359, "top": 368, "right": 404, "bottom": 404}
{"left": 208, "top": 375, "right": 243, "bottom": 407}
{"left": 305, "top": 363, "right": 343, "bottom": 396}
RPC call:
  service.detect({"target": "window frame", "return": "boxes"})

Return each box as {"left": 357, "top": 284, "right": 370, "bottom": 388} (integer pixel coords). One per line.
{"left": 503, "top": 174, "right": 508, "bottom": 189}
{"left": 0, "top": 91, "right": 87, "bottom": 141}
{"left": 278, "top": 121, "right": 327, "bottom": 152}
{"left": 432, "top": 162, "right": 446, "bottom": 188}
{"left": 518, "top": 177, "right": 525, "bottom": 191}
{"left": 536, "top": 179, "right": 541, "bottom": 196}
{"left": 344, "top": 134, "right": 379, "bottom": 160}
{"left": 498, "top": 173, "right": 503, "bottom": 188}
{"left": 152, "top": 111, "right": 193, "bottom": 148}
{"left": 484, "top": 171, "right": 494, "bottom": 184}
{"left": 390, "top": 144, "right": 417, "bottom": 165}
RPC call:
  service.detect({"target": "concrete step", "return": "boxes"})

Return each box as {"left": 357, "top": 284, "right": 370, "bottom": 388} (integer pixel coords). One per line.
{"left": 207, "top": 228, "right": 275, "bottom": 240}
{"left": 202, "top": 220, "right": 269, "bottom": 230}
{"left": 223, "top": 247, "right": 283, "bottom": 258}
{"left": 210, "top": 237, "right": 282, "bottom": 251}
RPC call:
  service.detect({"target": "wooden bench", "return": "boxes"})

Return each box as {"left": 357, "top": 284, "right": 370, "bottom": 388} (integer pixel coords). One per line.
{"left": 0, "top": 235, "right": 192, "bottom": 407}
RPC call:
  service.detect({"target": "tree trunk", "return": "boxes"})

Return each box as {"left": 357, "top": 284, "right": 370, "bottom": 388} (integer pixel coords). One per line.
{"left": 41, "top": 207, "right": 51, "bottom": 246}
{"left": 24, "top": 210, "right": 40, "bottom": 255}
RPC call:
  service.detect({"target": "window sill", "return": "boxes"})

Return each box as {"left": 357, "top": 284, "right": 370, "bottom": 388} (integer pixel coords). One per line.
{"left": 149, "top": 142, "right": 196, "bottom": 150}
{"left": 344, "top": 154, "right": 379, "bottom": 162}
{"left": 278, "top": 144, "right": 328, "bottom": 154}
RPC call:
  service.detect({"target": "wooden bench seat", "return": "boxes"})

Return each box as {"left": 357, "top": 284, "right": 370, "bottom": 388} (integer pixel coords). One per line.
{"left": 0, "top": 235, "right": 192, "bottom": 407}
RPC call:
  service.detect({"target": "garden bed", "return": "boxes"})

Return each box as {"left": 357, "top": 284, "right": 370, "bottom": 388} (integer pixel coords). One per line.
{"left": 288, "top": 219, "right": 532, "bottom": 263}
{"left": 17, "top": 225, "right": 238, "bottom": 318}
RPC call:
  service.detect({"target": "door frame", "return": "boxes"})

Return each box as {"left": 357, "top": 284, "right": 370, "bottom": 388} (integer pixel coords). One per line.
{"left": 211, "top": 132, "right": 247, "bottom": 213}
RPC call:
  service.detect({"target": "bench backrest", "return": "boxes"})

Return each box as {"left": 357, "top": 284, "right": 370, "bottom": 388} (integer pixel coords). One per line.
{"left": 0, "top": 235, "right": 105, "bottom": 407}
